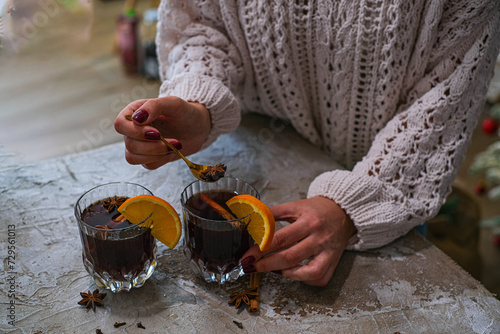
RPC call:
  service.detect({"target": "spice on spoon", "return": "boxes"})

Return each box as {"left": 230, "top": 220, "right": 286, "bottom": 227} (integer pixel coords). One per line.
{"left": 199, "top": 163, "right": 227, "bottom": 182}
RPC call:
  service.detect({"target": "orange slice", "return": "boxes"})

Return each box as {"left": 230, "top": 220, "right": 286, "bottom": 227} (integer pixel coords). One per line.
{"left": 118, "top": 195, "right": 181, "bottom": 249}
{"left": 226, "top": 194, "right": 275, "bottom": 251}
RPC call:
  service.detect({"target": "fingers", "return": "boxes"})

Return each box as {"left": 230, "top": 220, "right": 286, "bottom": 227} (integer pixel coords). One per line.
{"left": 240, "top": 218, "right": 314, "bottom": 276}
{"left": 124, "top": 145, "right": 175, "bottom": 168}
{"left": 252, "top": 232, "right": 320, "bottom": 271}
{"left": 115, "top": 97, "right": 179, "bottom": 137}
{"left": 134, "top": 96, "right": 186, "bottom": 123}
{"left": 240, "top": 214, "right": 309, "bottom": 265}
{"left": 124, "top": 134, "right": 182, "bottom": 156}
{"left": 115, "top": 99, "right": 149, "bottom": 134}
{"left": 249, "top": 238, "right": 340, "bottom": 287}
{"left": 115, "top": 112, "right": 153, "bottom": 143}
{"left": 240, "top": 197, "right": 354, "bottom": 286}
{"left": 243, "top": 234, "right": 339, "bottom": 287}
{"left": 141, "top": 156, "right": 176, "bottom": 170}
{"left": 115, "top": 98, "right": 187, "bottom": 168}
{"left": 269, "top": 202, "right": 300, "bottom": 223}
{"left": 264, "top": 218, "right": 311, "bottom": 255}
{"left": 123, "top": 135, "right": 182, "bottom": 166}
{"left": 286, "top": 252, "right": 338, "bottom": 287}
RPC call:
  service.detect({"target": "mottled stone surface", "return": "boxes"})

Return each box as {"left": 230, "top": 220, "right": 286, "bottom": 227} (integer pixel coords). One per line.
{"left": 1, "top": 114, "right": 499, "bottom": 333}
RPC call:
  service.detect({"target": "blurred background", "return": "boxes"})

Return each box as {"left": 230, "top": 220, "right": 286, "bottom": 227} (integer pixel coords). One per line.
{"left": 0, "top": 0, "right": 499, "bottom": 299}
{"left": 0, "top": 0, "right": 161, "bottom": 159}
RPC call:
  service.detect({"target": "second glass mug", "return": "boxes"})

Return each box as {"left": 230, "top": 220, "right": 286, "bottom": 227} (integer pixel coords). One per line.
{"left": 181, "top": 177, "right": 259, "bottom": 284}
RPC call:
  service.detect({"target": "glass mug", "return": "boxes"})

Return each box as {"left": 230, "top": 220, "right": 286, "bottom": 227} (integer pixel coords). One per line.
{"left": 74, "top": 182, "right": 157, "bottom": 293}
{"left": 181, "top": 177, "right": 258, "bottom": 284}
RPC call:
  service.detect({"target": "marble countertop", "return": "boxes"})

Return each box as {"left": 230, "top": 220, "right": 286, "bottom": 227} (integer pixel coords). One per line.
{"left": 1, "top": 114, "right": 499, "bottom": 333}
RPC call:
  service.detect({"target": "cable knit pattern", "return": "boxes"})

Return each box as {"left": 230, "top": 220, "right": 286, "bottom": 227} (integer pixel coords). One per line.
{"left": 156, "top": 0, "right": 500, "bottom": 250}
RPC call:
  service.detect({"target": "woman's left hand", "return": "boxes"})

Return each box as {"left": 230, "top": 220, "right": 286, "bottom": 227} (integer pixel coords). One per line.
{"left": 240, "top": 196, "right": 356, "bottom": 286}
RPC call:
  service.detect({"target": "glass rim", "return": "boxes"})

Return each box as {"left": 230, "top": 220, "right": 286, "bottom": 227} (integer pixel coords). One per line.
{"left": 180, "top": 177, "right": 258, "bottom": 224}
{"left": 74, "top": 182, "right": 153, "bottom": 232}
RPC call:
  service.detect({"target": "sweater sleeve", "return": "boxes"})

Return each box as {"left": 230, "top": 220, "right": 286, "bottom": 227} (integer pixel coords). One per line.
{"left": 156, "top": 0, "right": 243, "bottom": 147}
{"left": 308, "top": 1, "right": 500, "bottom": 251}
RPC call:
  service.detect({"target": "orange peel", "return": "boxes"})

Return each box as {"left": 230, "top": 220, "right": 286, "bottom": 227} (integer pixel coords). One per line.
{"left": 226, "top": 194, "right": 275, "bottom": 251}
{"left": 118, "top": 195, "right": 181, "bottom": 249}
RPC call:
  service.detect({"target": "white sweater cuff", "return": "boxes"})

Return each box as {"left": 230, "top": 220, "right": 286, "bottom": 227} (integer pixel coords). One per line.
{"left": 159, "top": 74, "right": 241, "bottom": 148}
{"left": 307, "top": 170, "right": 423, "bottom": 251}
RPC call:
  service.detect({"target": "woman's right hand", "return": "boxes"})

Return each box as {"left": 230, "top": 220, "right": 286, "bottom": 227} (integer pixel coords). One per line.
{"left": 114, "top": 96, "right": 211, "bottom": 170}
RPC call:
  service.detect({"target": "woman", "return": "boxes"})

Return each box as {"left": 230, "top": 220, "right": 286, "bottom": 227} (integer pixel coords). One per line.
{"left": 115, "top": 0, "right": 500, "bottom": 286}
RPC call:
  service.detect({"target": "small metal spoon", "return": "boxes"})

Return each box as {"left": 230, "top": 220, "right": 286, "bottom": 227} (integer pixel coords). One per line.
{"left": 125, "top": 115, "right": 226, "bottom": 182}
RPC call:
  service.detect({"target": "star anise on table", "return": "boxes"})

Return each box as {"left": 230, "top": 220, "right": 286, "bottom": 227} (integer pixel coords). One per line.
{"left": 228, "top": 287, "right": 259, "bottom": 309}
{"left": 78, "top": 289, "right": 107, "bottom": 311}
{"left": 200, "top": 163, "right": 227, "bottom": 182}
{"left": 102, "top": 196, "right": 127, "bottom": 212}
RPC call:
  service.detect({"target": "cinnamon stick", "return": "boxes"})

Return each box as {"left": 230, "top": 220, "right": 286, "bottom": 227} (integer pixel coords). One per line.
{"left": 113, "top": 214, "right": 126, "bottom": 222}
{"left": 248, "top": 272, "right": 261, "bottom": 313}
{"left": 200, "top": 193, "right": 237, "bottom": 221}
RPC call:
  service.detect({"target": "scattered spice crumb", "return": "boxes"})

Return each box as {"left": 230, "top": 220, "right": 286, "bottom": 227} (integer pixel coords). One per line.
{"left": 114, "top": 322, "right": 126, "bottom": 328}
{"left": 137, "top": 322, "right": 146, "bottom": 329}
{"left": 233, "top": 320, "right": 244, "bottom": 329}
{"left": 96, "top": 329, "right": 103, "bottom": 334}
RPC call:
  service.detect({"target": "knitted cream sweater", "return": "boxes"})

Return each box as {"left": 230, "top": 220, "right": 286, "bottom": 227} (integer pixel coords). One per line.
{"left": 156, "top": 0, "right": 500, "bottom": 250}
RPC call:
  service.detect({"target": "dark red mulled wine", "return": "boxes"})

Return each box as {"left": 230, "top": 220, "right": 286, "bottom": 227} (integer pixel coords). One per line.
{"left": 184, "top": 190, "right": 252, "bottom": 274}
{"left": 80, "top": 198, "right": 155, "bottom": 281}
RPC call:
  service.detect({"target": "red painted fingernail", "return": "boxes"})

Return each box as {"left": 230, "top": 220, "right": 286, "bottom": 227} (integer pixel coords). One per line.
{"left": 145, "top": 131, "right": 161, "bottom": 140}
{"left": 241, "top": 256, "right": 255, "bottom": 268}
{"left": 241, "top": 256, "right": 256, "bottom": 273}
{"left": 132, "top": 109, "right": 149, "bottom": 123}
{"left": 171, "top": 140, "right": 182, "bottom": 150}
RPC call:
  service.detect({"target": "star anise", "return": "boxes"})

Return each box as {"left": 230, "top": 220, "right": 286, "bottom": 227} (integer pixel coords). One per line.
{"left": 200, "top": 163, "right": 227, "bottom": 182}
{"left": 102, "top": 196, "right": 127, "bottom": 212}
{"left": 78, "top": 289, "right": 107, "bottom": 311}
{"left": 228, "top": 287, "right": 259, "bottom": 309}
